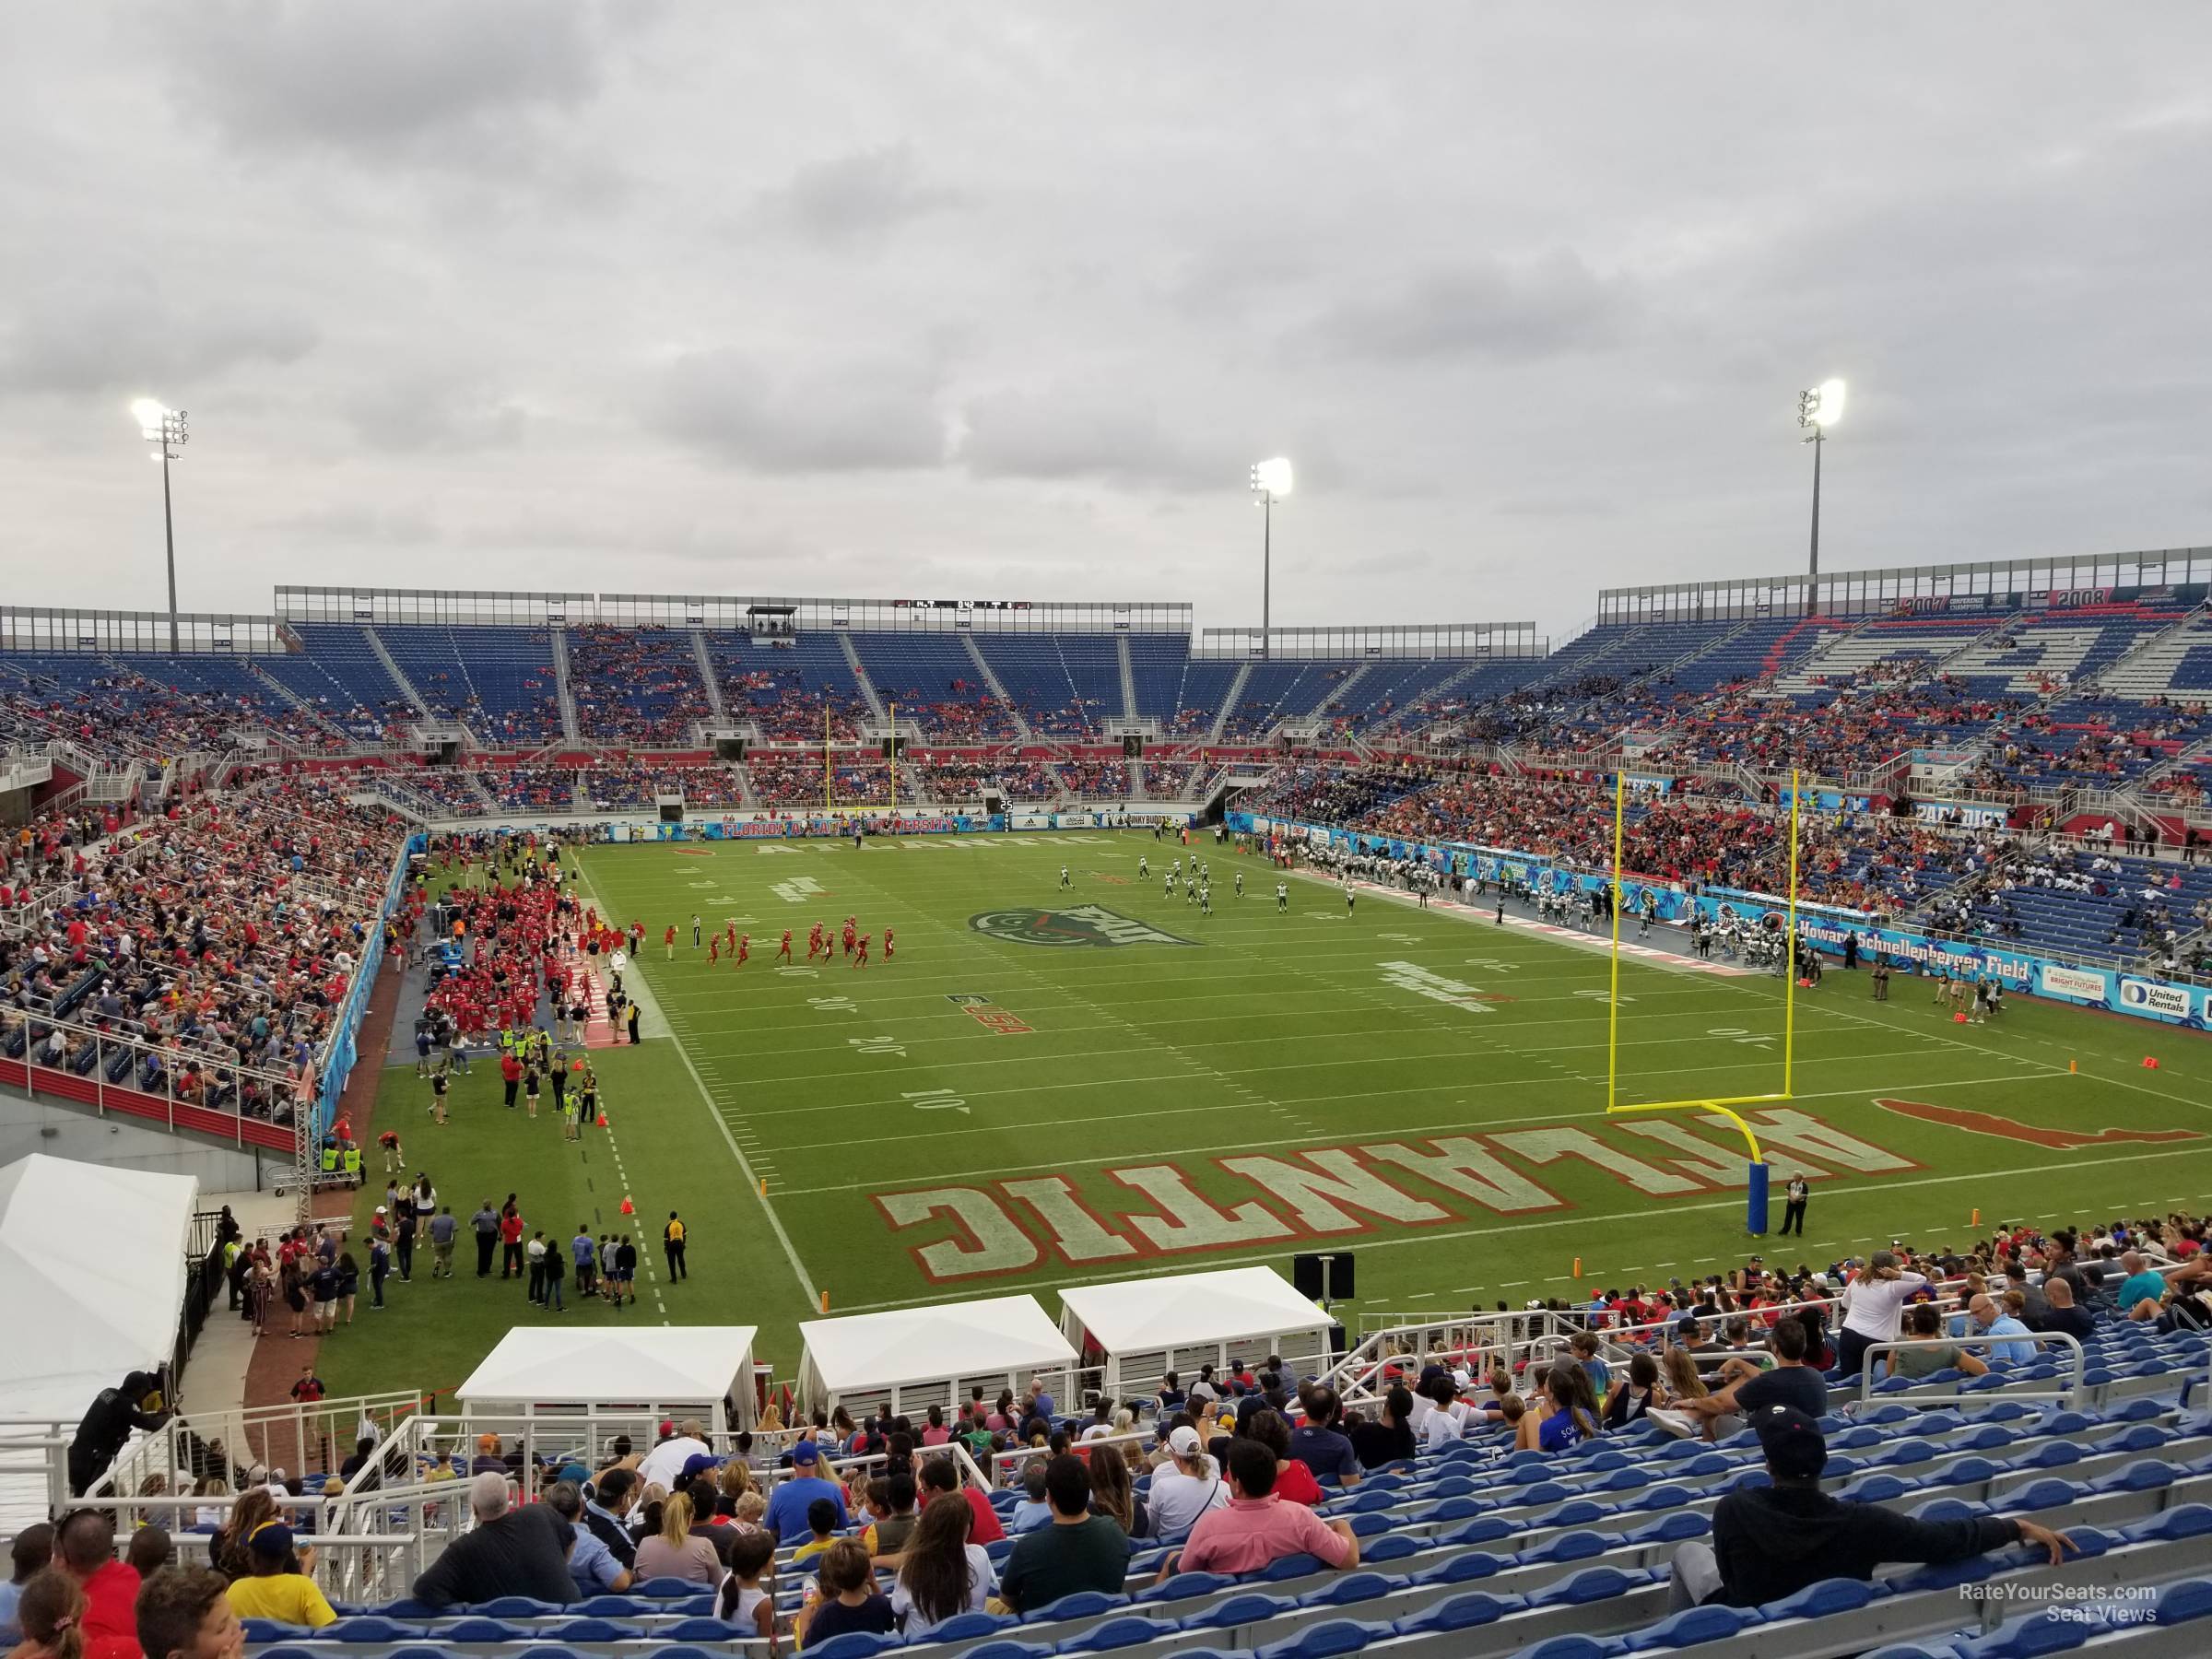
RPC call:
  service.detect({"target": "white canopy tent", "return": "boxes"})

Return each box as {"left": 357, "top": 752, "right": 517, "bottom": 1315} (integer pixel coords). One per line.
{"left": 1059, "top": 1267, "right": 1335, "bottom": 1400}
{"left": 0, "top": 1154, "right": 197, "bottom": 1420}
{"left": 454, "top": 1325, "right": 759, "bottom": 1440}
{"left": 0, "top": 1155, "right": 197, "bottom": 1533}
{"left": 798, "top": 1296, "right": 1077, "bottom": 1418}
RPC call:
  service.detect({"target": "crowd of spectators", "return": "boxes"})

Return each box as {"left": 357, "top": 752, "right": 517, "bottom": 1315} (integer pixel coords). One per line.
{"left": 0, "top": 660, "right": 393, "bottom": 759}
{"left": 1136, "top": 761, "right": 1195, "bottom": 800}
{"left": 0, "top": 775, "right": 405, "bottom": 1120}
{"left": 477, "top": 769, "right": 579, "bottom": 812}
{"left": 566, "top": 627, "right": 715, "bottom": 747}
{"left": 1054, "top": 759, "right": 1128, "bottom": 799}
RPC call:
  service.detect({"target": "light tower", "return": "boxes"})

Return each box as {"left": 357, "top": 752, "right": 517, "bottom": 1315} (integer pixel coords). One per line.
{"left": 1795, "top": 380, "right": 1844, "bottom": 615}
{"left": 131, "top": 399, "right": 190, "bottom": 653}
{"left": 1249, "top": 457, "right": 1293, "bottom": 659}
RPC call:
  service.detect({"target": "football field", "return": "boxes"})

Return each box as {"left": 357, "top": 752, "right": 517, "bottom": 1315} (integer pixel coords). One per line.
{"left": 319, "top": 829, "right": 2212, "bottom": 1401}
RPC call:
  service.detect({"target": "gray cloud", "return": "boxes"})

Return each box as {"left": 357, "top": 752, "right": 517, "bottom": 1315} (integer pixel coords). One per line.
{"left": 4, "top": 8, "right": 2211, "bottom": 641}
{"left": 0, "top": 279, "right": 317, "bottom": 397}
{"left": 754, "top": 146, "right": 958, "bottom": 248}
{"left": 957, "top": 385, "right": 1238, "bottom": 491}
{"left": 644, "top": 349, "right": 950, "bottom": 473}
{"left": 1301, "top": 251, "right": 1637, "bottom": 363}
{"left": 342, "top": 371, "right": 528, "bottom": 455}
{"left": 150, "top": 0, "right": 624, "bottom": 161}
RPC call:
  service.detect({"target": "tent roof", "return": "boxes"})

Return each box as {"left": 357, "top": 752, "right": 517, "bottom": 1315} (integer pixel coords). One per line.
{"left": 0, "top": 1154, "right": 197, "bottom": 1420}
{"left": 1060, "top": 1267, "right": 1331, "bottom": 1352}
{"left": 456, "top": 1326, "right": 757, "bottom": 1405}
{"left": 801, "top": 1296, "right": 1076, "bottom": 1395}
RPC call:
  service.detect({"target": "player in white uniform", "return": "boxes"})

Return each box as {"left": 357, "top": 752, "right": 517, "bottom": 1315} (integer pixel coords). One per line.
{"left": 1165, "top": 873, "right": 1177, "bottom": 899}
{"left": 1138, "top": 853, "right": 1149, "bottom": 878}
{"left": 1276, "top": 881, "right": 1288, "bottom": 912}
{"left": 1200, "top": 883, "right": 1212, "bottom": 916}
{"left": 1344, "top": 877, "right": 1356, "bottom": 916}
{"left": 1060, "top": 865, "right": 1071, "bottom": 889}
{"left": 1234, "top": 870, "right": 1244, "bottom": 898}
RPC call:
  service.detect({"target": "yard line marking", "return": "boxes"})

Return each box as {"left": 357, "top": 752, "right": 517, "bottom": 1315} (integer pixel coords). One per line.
{"left": 824, "top": 1138, "right": 2212, "bottom": 1315}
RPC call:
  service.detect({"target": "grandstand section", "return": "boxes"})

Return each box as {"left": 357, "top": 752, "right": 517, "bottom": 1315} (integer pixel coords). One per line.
{"left": 8, "top": 564, "right": 2212, "bottom": 1659}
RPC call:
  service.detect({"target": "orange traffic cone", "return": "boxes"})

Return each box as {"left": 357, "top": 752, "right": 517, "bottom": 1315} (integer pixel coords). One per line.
{"left": 1953, "top": 1011, "right": 1969, "bottom": 1024}
{"left": 597, "top": 1113, "right": 609, "bottom": 1127}
{"left": 618, "top": 1195, "right": 634, "bottom": 1215}
{"left": 1571, "top": 1256, "right": 1583, "bottom": 1279}
{"left": 2142, "top": 1056, "right": 2161, "bottom": 1070}
{"left": 2068, "top": 1058, "right": 2077, "bottom": 1074}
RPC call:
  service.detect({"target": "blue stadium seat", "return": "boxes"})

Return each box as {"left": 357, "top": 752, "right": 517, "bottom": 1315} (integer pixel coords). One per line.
{"left": 1186, "top": 1592, "right": 1299, "bottom": 1630}
{"left": 239, "top": 1623, "right": 312, "bottom": 1645}
{"left": 1950, "top": 1606, "right": 2089, "bottom": 1658}
{"left": 1390, "top": 1590, "right": 1524, "bottom": 1634}
{"left": 1411, "top": 1552, "right": 1504, "bottom": 1587}
{"left": 961, "top": 1642, "right": 1057, "bottom": 1659}
{"left": 433, "top": 1618, "right": 531, "bottom": 1641}
{"left": 657, "top": 1618, "right": 752, "bottom": 1641}
{"left": 2154, "top": 1577, "right": 2212, "bottom": 1624}
{"left": 1135, "top": 1571, "right": 1235, "bottom": 1603}
{"left": 1618, "top": 1602, "right": 1764, "bottom": 1651}
{"left": 2125, "top": 1503, "right": 2212, "bottom": 1541}
{"left": 1260, "top": 1553, "right": 1328, "bottom": 1583}
{"left": 1362, "top": 1535, "right": 1423, "bottom": 1564}
{"left": 1520, "top": 1530, "right": 1612, "bottom": 1566}
{"left": 473, "top": 1597, "right": 565, "bottom": 1618}
{"left": 1621, "top": 1512, "right": 1709, "bottom": 1547}
{"left": 1020, "top": 1590, "right": 1127, "bottom": 1623}
{"left": 1061, "top": 1615, "right": 1186, "bottom": 1652}
{"left": 1299, "top": 1572, "right": 1397, "bottom": 1607}
{"left": 1526, "top": 1565, "right": 1651, "bottom": 1606}
{"left": 1764, "top": 1577, "right": 1882, "bottom": 1618}
{"left": 1512, "top": 1636, "right": 1617, "bottom": 1659}
{"left": 929, "top": 1613, "right": 1014, "bottom": 1641}
{"left": 324, "top": 1617, "right": 427, "bottom": 1642}
{"left": 1253, "top": 1618, "right": 1388, "bottom": 1659}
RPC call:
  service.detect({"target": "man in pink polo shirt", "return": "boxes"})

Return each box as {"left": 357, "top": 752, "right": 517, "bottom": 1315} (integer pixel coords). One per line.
{"left": 1163, "top": 1440, "right": 1360, "bottom": 1579}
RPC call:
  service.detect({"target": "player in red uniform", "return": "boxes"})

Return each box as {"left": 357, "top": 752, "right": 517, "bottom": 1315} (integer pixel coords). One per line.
{"left": 807, "top": 922, "right": 825, "bottom": 959}
{"left": 708, "top": 935, "right": 720, "bottom": 965}
{"left": 778, "top": 930, "right": 793, "bottom": 961}
{"left": 735, "top": 933, "right": 750, "bottom": 967}
{"left": 853, "top": 932, "right": 870, "bottom": 968}
{"left": 664, "top": 924, "right": 677, "bottom": 959}
{"left": 725, "top": 920, "right": 736, "bottom": 953}
{"left": 841, "top": 920, "right": 857, "bottom": 959}
{"left": 882, "top": 926, "right": 895, "bottom": 960}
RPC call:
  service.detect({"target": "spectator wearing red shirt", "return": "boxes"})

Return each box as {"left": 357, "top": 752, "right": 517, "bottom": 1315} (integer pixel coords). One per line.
{"left": 57, "top": 1512, "right": 141, "bottom": 1659}
{"left": 916, "top": 1456, "right": 1002, "bottom": 1545}
{"left": 499, "top": 1204, "right": 526, "bottom": 1279}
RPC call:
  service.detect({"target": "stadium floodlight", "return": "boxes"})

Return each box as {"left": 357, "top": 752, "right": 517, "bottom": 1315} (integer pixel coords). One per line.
{"left": 1250, "top": 458, "right": 1293, "bottom": 659}
{"left": 129, "top": 398, "right": 190, "bottom": 653}
{"left": 1795, "top": 380, "right": 1845, "bottom": 612}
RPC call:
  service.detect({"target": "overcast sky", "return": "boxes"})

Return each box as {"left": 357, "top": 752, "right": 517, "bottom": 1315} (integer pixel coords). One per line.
{"left": 4, "top": 4, "right": 2209, "bottom": 642}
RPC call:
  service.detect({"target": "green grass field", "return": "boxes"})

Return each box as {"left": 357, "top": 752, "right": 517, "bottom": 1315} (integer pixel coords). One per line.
{"left": 314, "top": 828, "right": 2212, "bottom": 1402}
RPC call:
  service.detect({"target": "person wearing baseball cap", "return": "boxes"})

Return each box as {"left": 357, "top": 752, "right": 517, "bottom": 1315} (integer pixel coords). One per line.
{"left": 1668, "top": 1405, "right": 2076, "bottom": 1610}
{"left": 222, "top": 1524, "right": 337, "bottom": 1629}
{"left": 1146, "top": 1421, "right": 1230, "bottom": 1543}
{"left": 762, "top": 1440, "right": 846, "bottom": 1544}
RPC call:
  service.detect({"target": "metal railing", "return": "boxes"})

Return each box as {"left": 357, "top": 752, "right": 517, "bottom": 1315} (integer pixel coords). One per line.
{"left": 1859, "top": 1331, "right": 2088, "bottom": 1407}
{"left": 0, "top": 1003, "right": 309, "bottom": 1150}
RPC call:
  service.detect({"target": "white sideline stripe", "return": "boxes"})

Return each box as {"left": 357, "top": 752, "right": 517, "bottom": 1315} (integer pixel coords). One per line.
{"left": 824, "top": 1137, "right": 2212, "bottom": 1315}
{"left": 772, "top": 1063, "right": 2057, "bottom": 1194}
{"left": 573, "top": 864, "right": 822, "bottom": 1311}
